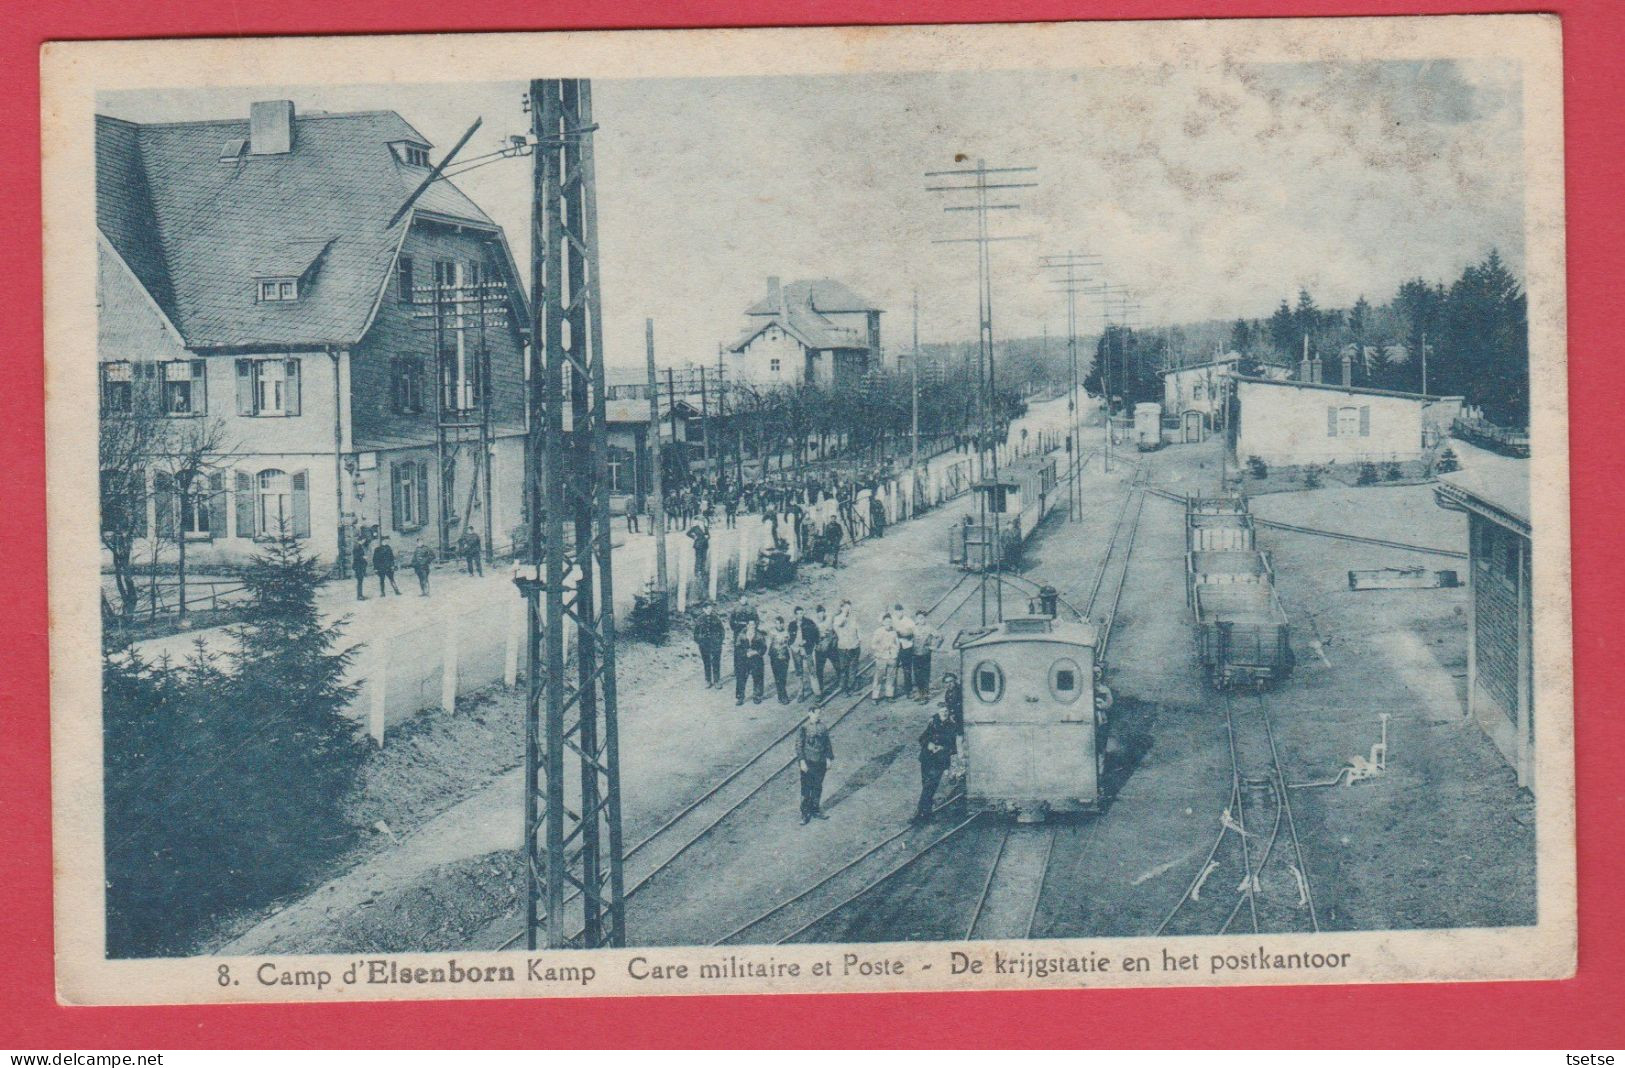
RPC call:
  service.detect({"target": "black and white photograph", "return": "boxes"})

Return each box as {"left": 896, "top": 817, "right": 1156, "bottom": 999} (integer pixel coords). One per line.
{"left": 44, "top": 15, "right": 1573, "bottom": 1003}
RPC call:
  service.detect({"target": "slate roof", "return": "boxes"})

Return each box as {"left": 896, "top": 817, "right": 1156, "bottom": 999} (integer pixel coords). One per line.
{"left": 744, "top": 278, "right": 880, "bottom": 316}
{"left": 729, "top": 278, "right": 876, "bottom": 353}
{"left": 96, "top": 108, "right": 504, "bottom": 350}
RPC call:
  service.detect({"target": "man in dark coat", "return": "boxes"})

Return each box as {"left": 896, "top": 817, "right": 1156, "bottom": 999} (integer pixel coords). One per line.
{"left": 942, "top": 671, "right": 965, "bottom": 734}
{"left": 689, "top": 522, "right": 710, "bottom": 589}
{"left": 351, "top": 538, "right": 370, "bottom": 601}
{"left": 913, "top": 709, "right": 958, "bottom": 823}
{"left": 410, "top": 542, "right": 434, "bottom": 596}
{"left": 695, "top": 603, "right": 726, "bottom": 687}
{"left": 823, "top": 516, "right": 844, "bottom": 569}
{"left": 796, "top": 709, "right": 835, "bottom": 824}
{"left": 372, "top": 537, "right": 401, "bottom": 597}
{"left": 457, "top": 526, "right": 483, "bottom": 576}
{"left": 734, "top": 620, "right": 766, "bottom": 706}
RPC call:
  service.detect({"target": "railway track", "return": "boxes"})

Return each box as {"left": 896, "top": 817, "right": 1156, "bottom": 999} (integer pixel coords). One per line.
{"left": 495, "top": 567, "right": 984, "bottom": 950}
{"left": 771, "top": 461, "right": 1153, "bottom": 945}
{"left": 1155, "top": 689, "right": 1318, "bottom": 937}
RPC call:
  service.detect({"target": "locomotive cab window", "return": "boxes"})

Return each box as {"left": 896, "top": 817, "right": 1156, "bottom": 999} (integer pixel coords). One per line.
{"left": 1049, "top": 658, "right": 1084, "bottom": 705}
{"left": 972, "top": 661, "right": 1005, "bottom": 703}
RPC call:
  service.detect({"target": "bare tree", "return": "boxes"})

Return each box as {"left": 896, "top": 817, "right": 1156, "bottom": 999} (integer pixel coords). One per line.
{"left": 100, "top": 366, "right": 234, "bottom": 621}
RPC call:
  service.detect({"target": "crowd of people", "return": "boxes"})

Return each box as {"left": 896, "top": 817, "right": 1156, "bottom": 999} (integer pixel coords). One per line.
{"left": 690, "top": 592, "right": 965, "bottom": 826}
{"left": 627, "top": 462, "right": 912, "bottom": 563}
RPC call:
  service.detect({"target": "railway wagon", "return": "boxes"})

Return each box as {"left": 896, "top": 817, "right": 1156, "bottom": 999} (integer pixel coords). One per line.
{"left": 958, "top": 616, "right": 1107, "bottom": 819}
{"left": 1193, "top": 583, "right": 1293, "bottom": 690}
{"left": 1185, "top": 549, "right": 1275, "bottom": 607}
{"left": 1186, "top": 510, "right": 1256, "bottom": 552}
{"left": 948, "top": 454, "right": 1060, "bottom": 571}
{"left": 1185, "top": 494, "right": 1249, "bottom": 516}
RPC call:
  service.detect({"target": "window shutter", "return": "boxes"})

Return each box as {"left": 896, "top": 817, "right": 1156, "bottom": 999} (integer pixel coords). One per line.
{"left": 207, "top": 471, "right": 226, "bottom": 538}
{"left": 291, "top": 470, "right": 311, "bottom": 538}
{"left": 190, "top": 360, "right": 208, "bottom": 414}
{"left": 131, "top": 468, "right": 148, "bottom": 538}
{"left": 234, "top": 470, "right": 256, "bottom": 539}
{"left": 284, "top": 358, "right": 302, "bottom": 416}
{"left": 1327, "top": 406, "right": 1337, "bottom": 437}
{"left": 154, "top": 471, "right": 176, "bottom": 539}
{"left": 1359, "top": 405, "right": 1370, "bottom": 437}
{"left": 389, "top": 357, "right": 401, "bottom": 410}
{"left": 236, "top": 360, "right": 255, "bottom": 415}
{"left": 390, "top": 463, "right": 405, "bottom": 531}
{"left": 415, "top": 460, "right": 429, "bottom": 530}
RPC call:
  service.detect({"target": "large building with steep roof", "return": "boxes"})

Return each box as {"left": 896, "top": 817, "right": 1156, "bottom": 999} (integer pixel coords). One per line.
{"left": 724, "top": 276, "right": 882, "bottom": 390}
{"left": 97, "top": 99, "right": 531, "bottom": 572}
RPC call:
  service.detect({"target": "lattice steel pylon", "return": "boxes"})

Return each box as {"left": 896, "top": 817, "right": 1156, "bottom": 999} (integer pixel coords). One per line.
{"left": 517, "top": 78, "right": 626, "bottom": 951}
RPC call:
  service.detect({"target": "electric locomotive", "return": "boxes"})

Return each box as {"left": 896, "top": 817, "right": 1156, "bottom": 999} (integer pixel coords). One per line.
{"left": 956, "top": 615, "right": 1110, "bottom": 821}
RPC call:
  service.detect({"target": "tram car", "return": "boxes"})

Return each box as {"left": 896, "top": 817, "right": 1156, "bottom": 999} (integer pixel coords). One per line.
{"left": 957, "top": 616, "right": 1110, "bottom": 819}
{"left": 948, "top": 454, "right": 1061, "bottom": 572}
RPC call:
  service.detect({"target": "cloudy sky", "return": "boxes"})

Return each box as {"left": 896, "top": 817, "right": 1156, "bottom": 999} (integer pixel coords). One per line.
{"left": 103, "top": 57, "right": 1523, "bottom": 370}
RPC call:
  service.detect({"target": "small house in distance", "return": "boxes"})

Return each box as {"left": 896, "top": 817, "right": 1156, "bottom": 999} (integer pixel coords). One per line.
{"left": 1434, "top": 460, "right": 1534, "bottom": 790}
{"left": 1162, "top": 353, "right": 1240, "bottom": 440}
{"left": 1230, "top": 357, "right": 1462, "bottom": 469}
{"left": 724, "top": 277, "right": 881, "bottom": 390}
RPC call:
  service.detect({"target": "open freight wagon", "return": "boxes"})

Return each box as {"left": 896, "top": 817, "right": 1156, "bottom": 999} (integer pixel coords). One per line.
{"left": 1185, "top": 549, "right": 1275, "bottom": 607}
{"left": 1186, "top": 510, "right": 1256, "bottom": 552}
{"left": 1193, "top": 584, "right": 1294, "bottom": 690}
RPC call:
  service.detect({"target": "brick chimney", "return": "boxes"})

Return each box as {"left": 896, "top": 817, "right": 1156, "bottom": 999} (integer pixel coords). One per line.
{"left": 1298, "top": 357, "right": 1312, "bottom": 382}
{"left": 249, "top": 100, "right": 295, "bottom": 156}
{"left": 1310, "top": 357, "right": 1323, "bottom": 384}
{"left": 1341, "top": 350, "right": 1353, "bottom": 387}
{"left": 767, "top": 276, "right": 784, "bottom": 318}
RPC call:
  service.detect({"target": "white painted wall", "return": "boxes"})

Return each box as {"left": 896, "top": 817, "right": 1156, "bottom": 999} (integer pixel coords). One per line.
{"left": 1234, "top": 379, "right": 1428, "bottom": 467}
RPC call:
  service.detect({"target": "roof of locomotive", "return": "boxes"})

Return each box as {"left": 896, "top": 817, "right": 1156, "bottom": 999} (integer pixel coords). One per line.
{"left": 958, "top": 616, "right": 1099, "bottom": 650}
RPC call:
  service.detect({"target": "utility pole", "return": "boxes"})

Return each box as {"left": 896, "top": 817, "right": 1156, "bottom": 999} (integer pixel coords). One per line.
{"left": 910, "top": 288, "right": 920, "bottom": 505}
{"left": 517, "top": 78, "right": 624, "bottom": 951}
{"left": 1041, "top": 251, "right": 1101, "bottom": 521}
{"left": 699, "top": 366, "right": 712, "bottom": 474}
{"left": 645, "top": 319, "right": 666, "bottom": 594}
{"left": 927, "top": 159, "right": 1035, "bottom": 625}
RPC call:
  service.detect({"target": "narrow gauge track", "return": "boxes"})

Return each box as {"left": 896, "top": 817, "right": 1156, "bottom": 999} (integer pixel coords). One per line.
{"left": 755, "top": 462, "right": 1152, "bottom": 946}
{"left": 1155, "top": 689, "right": 1319, "bottom": 937}
{"left": 497, "top": 566, "right": 985, "bottom": 950}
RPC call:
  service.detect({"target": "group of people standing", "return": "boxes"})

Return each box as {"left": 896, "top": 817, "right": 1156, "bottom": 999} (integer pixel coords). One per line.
{"left": 690, "top": 591, "right": 961, "bottom": 827}
{"left": 347, "top": 525, "right": 485, "bottom": 601}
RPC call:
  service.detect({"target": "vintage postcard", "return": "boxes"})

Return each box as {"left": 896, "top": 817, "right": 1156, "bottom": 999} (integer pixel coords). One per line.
{"left": 43, "top": 15, "right": 1573, "bottom": 1006}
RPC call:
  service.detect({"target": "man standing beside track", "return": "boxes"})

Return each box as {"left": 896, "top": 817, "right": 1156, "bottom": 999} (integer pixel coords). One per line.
{"left": 735, "top": 619, "right": 766, "bottom": 706}
{"left": 871, "top": 614, "right": 900, "bottom": 701}
{"left": 797, "top": 708, "right": 835, "bottom": 824}
{"left": 913, "top": 708, "right": 957, "bottom": 823}
{"left": 695, "top": 602, "right": 725, "bottom": 688}
{"left": 834, "top": 600, "right": 862, "bottom": 693}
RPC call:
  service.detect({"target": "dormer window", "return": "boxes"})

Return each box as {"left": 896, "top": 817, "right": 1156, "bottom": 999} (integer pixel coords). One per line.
{"left": 258, "top": 278, "right": 299, "bottom": 302}
{"left": 390, "top": 141, "right": 432, "bottom": 168}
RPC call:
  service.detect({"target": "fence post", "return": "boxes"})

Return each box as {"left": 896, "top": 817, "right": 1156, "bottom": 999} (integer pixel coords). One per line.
{"left": 441, "top": 610, "right": 459, "bottom": 714}
{"left": 503, "top": 589, "right": 522, "bottom": 687}
{"left": 369, "top": 637, "right": 389, "bottom": 746}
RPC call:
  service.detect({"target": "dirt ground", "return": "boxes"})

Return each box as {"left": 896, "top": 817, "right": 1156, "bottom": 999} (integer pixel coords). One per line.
{"left": 208, "top": 399, "right": 1077, "bottom": 955}
{"left": 208, "top": 412, "right": 1535, "bottom": 954}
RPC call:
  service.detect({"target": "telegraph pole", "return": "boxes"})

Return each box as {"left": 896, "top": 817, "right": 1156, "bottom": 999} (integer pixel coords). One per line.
{"left": 1041, "top": 251, "right": 1101, "bottom": 521}
{"left": 518, "top": 78, "right": 624, "bottom": 951}
{"left": 927, "top": 159, "right": 1035, "bottom": 625}
{"left": 910, "top": 288, "right": 920, "bottom": 504}
{"left": 645, "top": 319, "right": 667, "bottom": 594}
